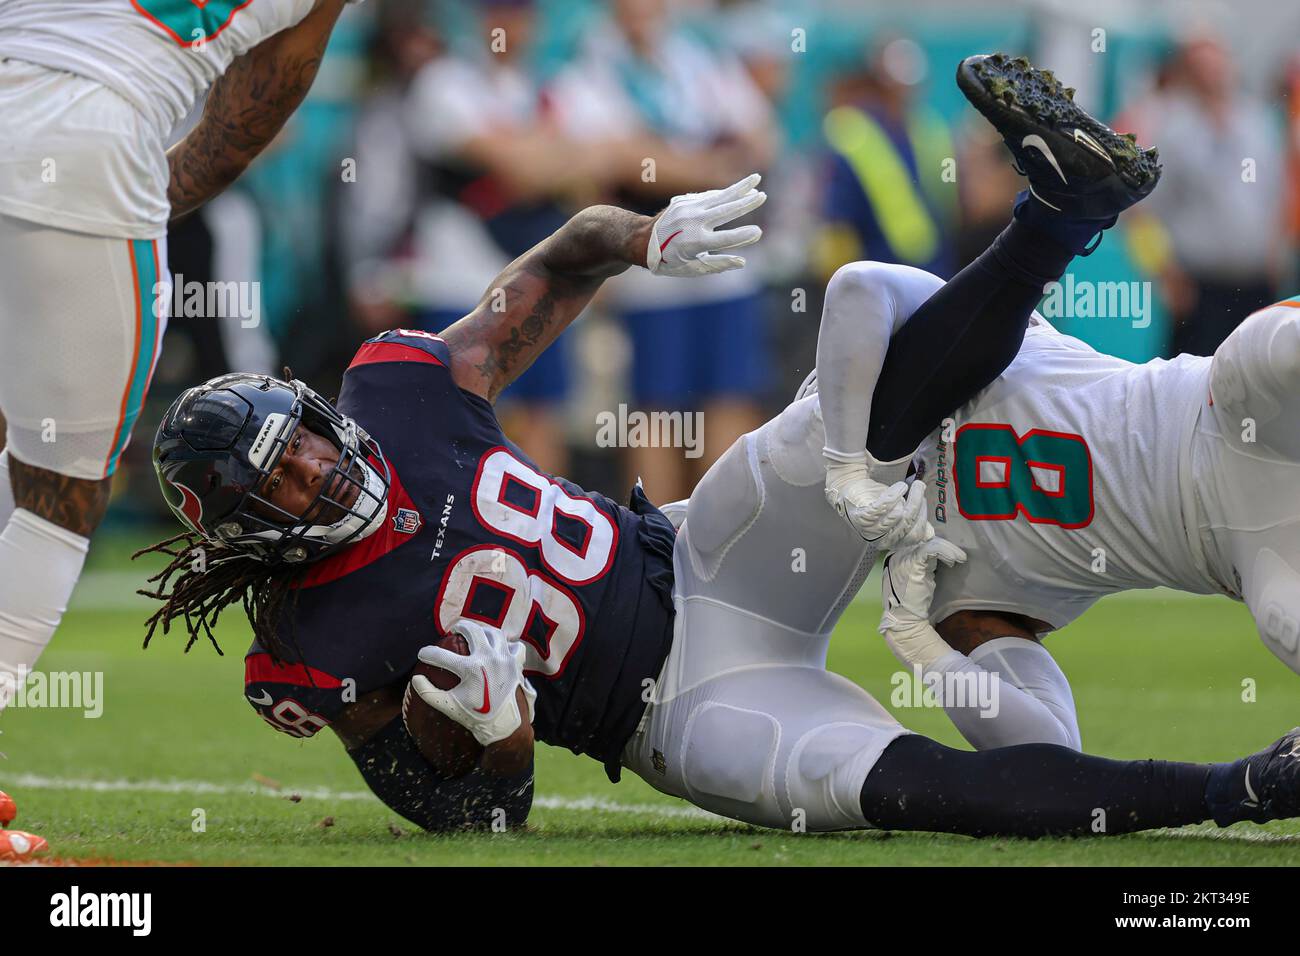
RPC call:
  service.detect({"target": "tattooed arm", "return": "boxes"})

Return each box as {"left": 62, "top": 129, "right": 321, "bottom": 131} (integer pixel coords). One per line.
{"left": 440, "top": 176, "right": 766, "bottom": 401}
{"left": 166, "top": 0, "right": 348, "bottom": 223}
{"left": 439, "top": 206, "right": 653, "bottom": 402}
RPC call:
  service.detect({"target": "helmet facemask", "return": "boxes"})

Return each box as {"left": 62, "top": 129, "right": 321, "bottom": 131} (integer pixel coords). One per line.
{"left": 216, "top": 381, "right": 391, "bottom": 564}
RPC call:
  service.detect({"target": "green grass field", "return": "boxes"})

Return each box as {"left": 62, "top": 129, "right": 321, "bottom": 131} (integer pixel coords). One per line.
{"left": 2, "top": 530, "right": 1298, "bottom": 866}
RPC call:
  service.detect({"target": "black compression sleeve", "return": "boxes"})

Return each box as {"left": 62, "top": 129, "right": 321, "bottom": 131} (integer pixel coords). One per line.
{"left": 348, "top": 717, "right": 534, "bottom": 832}
{"left": 860, "top": 735, "right": 1211, "bottom": 837}
{"left": 866, "top": 218, "right": 1076, "bottom": 462}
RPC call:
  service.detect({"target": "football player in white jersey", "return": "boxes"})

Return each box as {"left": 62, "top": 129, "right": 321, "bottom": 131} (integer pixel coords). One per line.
{"left": 0, "top": 0, "right": 360, "bottom": 858}
{"left": 814, "top": 59, "right": 1300, "bottom": 814}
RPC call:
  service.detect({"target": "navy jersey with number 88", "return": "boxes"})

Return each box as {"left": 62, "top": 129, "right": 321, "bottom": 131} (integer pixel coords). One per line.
{"left": 244, "top": 331, "right": 677, "bottom": 777}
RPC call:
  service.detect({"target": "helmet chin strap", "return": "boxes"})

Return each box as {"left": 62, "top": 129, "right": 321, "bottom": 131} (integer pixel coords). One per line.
{"left": 302, "top": 457, "right": 388, "bottom": 546}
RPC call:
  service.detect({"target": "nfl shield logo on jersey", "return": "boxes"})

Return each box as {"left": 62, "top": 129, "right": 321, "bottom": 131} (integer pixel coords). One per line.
{"left": 392, "top": 508, "right": 422, "bottom": 535}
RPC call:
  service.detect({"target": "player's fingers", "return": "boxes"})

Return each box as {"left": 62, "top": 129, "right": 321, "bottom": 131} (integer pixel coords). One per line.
{"left": 924, "top": 537, "right": 967, "bottom": 567}
{"left": 417, "top": 643, "right": 475, "bottom": 676}
{"left": 895, "top": 483, "right": 929, "bottom": 541}
{"left": 695, "top": 252, "right": 747, "bottom": 273}
{"left": 901, "top": 480, "right": 927, "bottom": 523}
{"left": 713, "top": 172, "right": 762, "bottom": 204}
{"left": 710, "top": 224, "right": 763, "bottom": 251}
{"left": 863, "top": 481, "right": 907, "bottom": 519}
{"left": 888, "top": 542, "right": 929, "bottom": 578}
{"left": 410, "top": 675, "right": 460, "bottom": 716}
{"left": 450, "top": 618, "right": 488, "bottom": 645}
{"left": 505, "top": 639, "right": 529, "bottom": 672}
{"left": 938, "top": 540, "right": 968, "bottom": 566}
{"left": 706, "top": 189, "right": 767, "bottom": 226}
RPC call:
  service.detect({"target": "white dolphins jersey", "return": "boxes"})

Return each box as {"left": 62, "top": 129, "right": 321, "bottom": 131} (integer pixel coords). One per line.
{"left": 0, "top": 0, "right": 320, "bottom": 134}
{"left": 914, "top": 314, "right": 1229, "bottom": 631}
{"left": 0, "top": 0, "right": 357, "bottom": 237}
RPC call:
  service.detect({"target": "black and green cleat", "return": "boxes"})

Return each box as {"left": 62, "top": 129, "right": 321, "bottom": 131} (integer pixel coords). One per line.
{"left": 957, "top": 53, "right": 1161, "bottom": 220}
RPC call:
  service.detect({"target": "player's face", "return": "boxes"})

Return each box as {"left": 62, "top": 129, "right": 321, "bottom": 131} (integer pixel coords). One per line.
{"left": 254, "top": 425, "right": 361, "bottom": 524}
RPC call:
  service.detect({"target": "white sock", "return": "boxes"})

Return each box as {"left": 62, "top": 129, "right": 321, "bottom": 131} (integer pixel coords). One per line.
{"left": 0, "top": 450, "right": 14, "bottom": 530}
{"left": 0, "top": 509, "right": 89, "bottom": 712}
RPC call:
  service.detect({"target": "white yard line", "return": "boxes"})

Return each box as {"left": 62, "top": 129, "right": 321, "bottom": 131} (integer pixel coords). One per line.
{"left": 8, "top": 773, "right": 1298, "bottom": 842}
{"left": 5, "top": 772, "right": 716, "bottom": 820}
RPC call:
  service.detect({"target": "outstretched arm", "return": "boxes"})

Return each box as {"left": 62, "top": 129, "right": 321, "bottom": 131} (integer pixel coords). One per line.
{"left": 440, "top": 205, "right": 652, "bottom": 402}
{"left": 166, "top": 0, "right": 348, "bottom": 222}
{"left": 441, "top": 176, "right": 765, "bottom": 402}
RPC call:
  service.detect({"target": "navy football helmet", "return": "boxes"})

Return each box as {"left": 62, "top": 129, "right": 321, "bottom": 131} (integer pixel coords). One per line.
{"left": 153, "top": 373, "right": 390, "bottom": 564}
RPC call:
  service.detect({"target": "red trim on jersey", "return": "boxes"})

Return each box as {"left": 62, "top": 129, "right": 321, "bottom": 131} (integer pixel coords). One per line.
{"left": 432, "top": 543, "right": 588, "bottom": 679}
{"left": 245, "top": 654, "right": 343, "bottom": 690}
{"left": 973, "top": 455, "right": 1012, "bottom": 489}
{"left": 348, "top": 340, "right": 446, "bottom": 371}
{"left": 462, "top": 575, "right": 513, "bottom": 629}
{"left": 130, "top": 0, "right": 257, "bottom": 47}
{"left": 1026, "top": 459, "right": 1067, "bottom": 498}
{"left": 293, "top": 464, "right": 423, "bottom": 589}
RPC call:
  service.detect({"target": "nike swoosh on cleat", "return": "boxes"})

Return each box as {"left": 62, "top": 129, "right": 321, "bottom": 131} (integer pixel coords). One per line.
{"left": 1072, "top": 128, "right": 1114, "bottom": 166}
{"left": 474, "top": 668, "right": 491, "bottom": 714}
{"left": 1243, "top": 765, "right": 1260, "bottom": 808}
{"left": 1021, "top": 134, "right": 1069, "bottom": 185}
{"left": 1026, "top": 181, "right": 1062, "bottom": 211}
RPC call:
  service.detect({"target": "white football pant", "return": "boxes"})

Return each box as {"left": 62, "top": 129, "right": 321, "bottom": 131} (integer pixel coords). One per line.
{"left": 622, "top": 395, "right": 908, "bottom": 831}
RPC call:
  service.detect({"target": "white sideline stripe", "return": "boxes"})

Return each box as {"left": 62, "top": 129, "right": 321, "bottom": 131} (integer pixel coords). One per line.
{"left": 9, "top": 774, "right": 1299, "bottom": 842}
{"left": 5, "top": 773, "right": 716, "bottom": 820}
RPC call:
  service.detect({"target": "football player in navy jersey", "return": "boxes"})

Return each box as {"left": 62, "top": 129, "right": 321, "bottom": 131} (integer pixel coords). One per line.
{"left": 140, "top": 64, "right": 1300, "bottom": 839}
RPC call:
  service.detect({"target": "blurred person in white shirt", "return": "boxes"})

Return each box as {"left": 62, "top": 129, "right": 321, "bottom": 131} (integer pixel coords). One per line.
{"left": 1142, "top": 35, "right": 1287, "bottom": 356}
{"left": 393, "top": 0, "right": 629, "bottom": 474}
{"left": 548, "top": 0, "right": 777, "bottom": 502}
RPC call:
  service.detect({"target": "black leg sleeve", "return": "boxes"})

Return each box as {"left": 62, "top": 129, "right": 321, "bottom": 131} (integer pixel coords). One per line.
{"left": 860, "top": 735, "right": 1212, "bottom": 838}
{"left": 349, "top": 717, "right": 534, "bottom": 832}
{"left": 866, "top": 218, "right": 1076, "bottom": 462}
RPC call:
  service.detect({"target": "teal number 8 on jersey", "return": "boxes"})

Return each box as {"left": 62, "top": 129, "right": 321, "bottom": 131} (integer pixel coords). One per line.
{"left": 953, "top": 423, "right": 1094, "bottom": 529}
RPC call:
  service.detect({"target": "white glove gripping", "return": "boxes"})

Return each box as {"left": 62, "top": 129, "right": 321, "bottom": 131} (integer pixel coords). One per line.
{"left": 411, "top": 620, "right": 537, "bottom": 748}
{"left": 824, "top": 448, "right": 933, "bottom": 549}
{"left": 879, "top": 537, "right": 968, "bottom": 670}
{"left": 646, "top": 173, "right": 766, "bottom": 277}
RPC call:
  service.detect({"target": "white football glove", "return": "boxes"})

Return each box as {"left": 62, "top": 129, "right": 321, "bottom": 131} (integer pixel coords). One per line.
{"left": 824, "top": 449, "right": 933, "bottom": 549}
{"left": 646, "top": 173, "right": 766, "bottom": 277}
{"left": 411, "top": 620, "right": 538, "bottom": 748}
{"left": 879, "top": 537, "right": 967, "bottom": 669}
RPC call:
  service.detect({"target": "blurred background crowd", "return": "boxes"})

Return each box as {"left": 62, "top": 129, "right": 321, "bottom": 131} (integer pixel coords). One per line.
{"left": 117, "top": 0, "right": 1300, "bottom": 523}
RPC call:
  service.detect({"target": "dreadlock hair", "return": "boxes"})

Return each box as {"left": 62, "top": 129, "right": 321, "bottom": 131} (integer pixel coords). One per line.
{"left": 133, "top": 531, "right": 307, "bottom": 663}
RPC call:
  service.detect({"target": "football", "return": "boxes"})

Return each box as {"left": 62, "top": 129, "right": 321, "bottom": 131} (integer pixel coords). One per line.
{"left": 402, "top": 632, "right": 484, "bottom": 778}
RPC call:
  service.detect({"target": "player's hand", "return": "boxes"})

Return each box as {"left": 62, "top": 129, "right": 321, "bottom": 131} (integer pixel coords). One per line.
{"left": 879, "top": 537, "right": 967, "bottom": 669}
{"left": 412, "top": 620, "right": 538, "bottom": 747}
{"left": 825, "top": 452, "right": 933, "bottom": 549}
{"left": 646, "top": 173, "right": 766, "bottom": 277}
